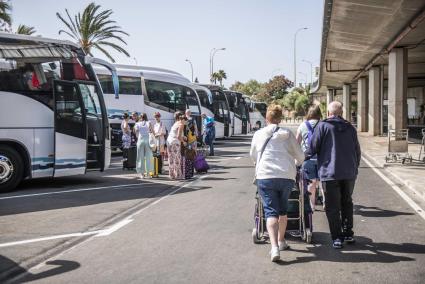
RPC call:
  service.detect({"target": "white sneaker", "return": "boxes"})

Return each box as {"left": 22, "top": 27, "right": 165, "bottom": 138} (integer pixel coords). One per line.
{"left": 140, "top": 175, "right": 145, "bottom": 180}
{"left": 270, "top": 247, "right": 280, "bottom": 262}
{"left": 278, "top": 240, "right": 290, "bottom": 251}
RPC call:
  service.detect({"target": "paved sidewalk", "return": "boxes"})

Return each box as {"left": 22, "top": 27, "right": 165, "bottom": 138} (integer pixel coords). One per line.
{"left": 358, "top": 132, "right": 425, "bottom": 203}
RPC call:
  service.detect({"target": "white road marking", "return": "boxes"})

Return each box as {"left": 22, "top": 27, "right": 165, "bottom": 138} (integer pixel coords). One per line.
{"left": 0, "top": 230, "right": 102, "bottom": 248}
{"left": 95, "top": 219, "right": 133, "bottom": 236}
{"left": 0, "top": 176, "right": 206, "bottom": 248}
{"left": 362, "top": 157, "right": 425, "bottom": 221}
{"left": 0, "top": 183, "right": 155, "bottom": 200}
{"left": 211, "top": 156, "right": 244, "bottom": 162}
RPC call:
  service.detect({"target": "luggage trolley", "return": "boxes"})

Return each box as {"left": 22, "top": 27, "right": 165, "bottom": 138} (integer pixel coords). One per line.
{"left": 286, "top": 168, "right": 313, "bottom": 243}
{"left": 252, "top": 168, "right": 313, "bottom": 244}
{"left": 385, "top": 129, "right": 412, "bottom": 164}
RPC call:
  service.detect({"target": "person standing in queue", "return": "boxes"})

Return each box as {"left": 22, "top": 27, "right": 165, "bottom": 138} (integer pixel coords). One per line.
{"left": 250, "top": 104, "right": 304, "bottom": 262}
{"left": 153, "top": 112, "right": 167, "bottom": 174}
{"left": 134, "top": 113, "right": 154, "bottom": 179}
{"left": 307, "top": 101, "right": 361, "bottom": 249}
{"left": 202, "top": 113, "right": 215, "bottom": 156}
{"left": 167, "top": 112, "right": 186, "bottom": 180}
{"left": 130, "top": 112, "right": 139, "bottom": 144}
{"left": 121, "top": 113, "right": 131, "bottom": 161}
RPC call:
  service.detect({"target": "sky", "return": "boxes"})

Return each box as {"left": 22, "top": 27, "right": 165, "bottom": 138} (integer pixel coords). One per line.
{"left": 10, "top": 0, "right": 323, "bottom": 87}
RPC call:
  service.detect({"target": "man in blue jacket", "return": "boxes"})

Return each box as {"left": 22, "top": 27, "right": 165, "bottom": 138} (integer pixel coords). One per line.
{"left": 308, "top": 101, "right": 361, "bottom": 249}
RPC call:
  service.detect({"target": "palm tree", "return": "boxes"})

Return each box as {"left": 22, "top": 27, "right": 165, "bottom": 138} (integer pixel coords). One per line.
{"left": 217, "top": 69, "right": 227, "bottom": 86}
{"left": 16, "top": 24, "right": 36, "bottom": 35}
{"left": 211, "top": 72, "right": 220, "bottom": 85}
{"left": 56, "top": 2, "right": 130, "bottom": 62}
{"left": 0, "top": 0, "right": 12, "bottom": 30}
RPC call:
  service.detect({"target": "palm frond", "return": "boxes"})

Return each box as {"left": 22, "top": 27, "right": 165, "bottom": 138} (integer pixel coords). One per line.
{"left": 0, "top": 1, "right": 12, "bottom": 25}
{"left": 16, "top": 24, "right": 36, "bottom": 35}
{"left": 57, "top": 1, "right": 129, "bottom": 61}
{"left": 93, "top": 42, "right": 115, "bottom": 62}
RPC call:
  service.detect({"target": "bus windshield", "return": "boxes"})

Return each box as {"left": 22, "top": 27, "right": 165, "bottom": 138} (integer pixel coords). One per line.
{"left": 255, "top": 103, "right": 267, "bottom": 118}
{"left": 145, "top": 80, "right": 200, "bottom": 113}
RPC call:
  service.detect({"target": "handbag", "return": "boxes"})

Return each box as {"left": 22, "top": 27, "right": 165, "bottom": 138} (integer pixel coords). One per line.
{"left": 149, "top": 133, "right": 157, "bottom": 151}
{"left": 252, "top": 126, "right": 280, "bottom": 185}
{"left": 148, "top": 122, "right": 157, "bottom": 151}
{"left": 185, "top": 147, "right": 197, "bottom": 161}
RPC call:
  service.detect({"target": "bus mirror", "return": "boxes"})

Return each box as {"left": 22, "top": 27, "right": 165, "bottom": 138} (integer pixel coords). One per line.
{"left": 111, "top": 70, "right": 119, "bottom": 99}
{"left": 84, "top": 56, "right": 120, "bottom": 99}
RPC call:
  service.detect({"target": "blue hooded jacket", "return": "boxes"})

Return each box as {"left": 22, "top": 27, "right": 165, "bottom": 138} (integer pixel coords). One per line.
{"left": 307, "top": 116, "right": 361, "bottom": 181}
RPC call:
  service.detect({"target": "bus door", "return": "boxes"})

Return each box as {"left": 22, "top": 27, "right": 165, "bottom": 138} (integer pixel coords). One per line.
{"left": 221, "top": 101, "right": 230, "bottom": 137}
{"left": 53, "top": 80, "right": 87, "bottom": 177}
{"left": 77, "top": 82, "right": 108, "bottom": 170}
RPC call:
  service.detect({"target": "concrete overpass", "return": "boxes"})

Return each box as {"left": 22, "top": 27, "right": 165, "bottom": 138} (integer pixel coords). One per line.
{"left": 314, "top": 0, "right": 425, "bottom": 137}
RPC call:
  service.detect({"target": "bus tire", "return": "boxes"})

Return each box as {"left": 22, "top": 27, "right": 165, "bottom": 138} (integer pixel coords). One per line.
{"left": 0, "top": 145, "right": 24, "bottom": 193}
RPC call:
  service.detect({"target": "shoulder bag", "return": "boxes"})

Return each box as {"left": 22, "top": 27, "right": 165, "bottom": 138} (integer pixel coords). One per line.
{"left": 252, "top": 126, "right": 280, "bottom": 185}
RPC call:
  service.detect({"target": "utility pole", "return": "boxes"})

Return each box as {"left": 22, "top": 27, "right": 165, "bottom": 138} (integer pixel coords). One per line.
{"left": 185, "top": 59, "right": 194, "bottom": 82}
{"left": 294, "top": 27, "right": 308, "bottom": 86}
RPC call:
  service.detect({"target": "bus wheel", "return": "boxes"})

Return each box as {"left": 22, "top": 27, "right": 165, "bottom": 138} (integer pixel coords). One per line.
{"left": 0, "top": 145, "right": 24, "bottom": 193}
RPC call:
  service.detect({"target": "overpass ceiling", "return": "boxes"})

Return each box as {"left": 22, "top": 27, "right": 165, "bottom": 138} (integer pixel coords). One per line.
{"left": 318, "top": 0, "right": 425, "bottom": 92}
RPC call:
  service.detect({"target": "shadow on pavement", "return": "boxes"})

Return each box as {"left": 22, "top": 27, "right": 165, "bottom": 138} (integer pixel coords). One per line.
{"left": 0, "top": 181, "right": 212, "bottom": 216}
{"left": 280, "top": 233, "right": 423, "bottom": 265}
{"left": 354, "top": 205, "right": 414, "bottom": 218}
{"left": 0, "top": 255, "right": 79, "bottom": 283}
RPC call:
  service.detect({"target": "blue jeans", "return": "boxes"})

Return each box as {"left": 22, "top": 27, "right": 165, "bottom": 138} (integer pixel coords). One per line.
{"left": 302, "top": 159, "right": 319, "bottom": 180}
{"left": 257, "top": 178, "right": 294, "bottom": 218}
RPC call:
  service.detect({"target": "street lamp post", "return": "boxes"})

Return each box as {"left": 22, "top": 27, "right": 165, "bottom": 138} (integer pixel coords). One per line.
{"left": 210, "top": 47, "right": 226, "bottom": 82}
{"left": 185, "top": 59, "right": 194, "bottom": 82}
{"left": 302, "top": 59, "right": 313, "bottom": 85}
{"left": 294, "top": 27, "right": 308, "bottom": 87}
{"left": 298, "top": 72, "right": 307, "bottom": 88}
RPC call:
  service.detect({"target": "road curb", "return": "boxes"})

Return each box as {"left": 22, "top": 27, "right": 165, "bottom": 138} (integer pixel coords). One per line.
{"left": 362, "top": 151, "right": 425, "bottom": 203}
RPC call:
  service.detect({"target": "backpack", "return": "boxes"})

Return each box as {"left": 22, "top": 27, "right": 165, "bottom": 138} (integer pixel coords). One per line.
{"left": 304, "top": 120, "right": 318, "bottom": 154}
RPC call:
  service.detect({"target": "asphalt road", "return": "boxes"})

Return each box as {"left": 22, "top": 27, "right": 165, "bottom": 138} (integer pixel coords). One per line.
{"left": 1, "top": 127, "right": 425, "bottom": 283}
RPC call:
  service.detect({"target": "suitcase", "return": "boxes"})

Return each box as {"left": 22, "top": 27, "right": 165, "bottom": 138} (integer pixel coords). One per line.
{"left": 194, "top": 153, "right": 209, "bottom": 173}
{"left": 123, "top": 146, "right": 137, "bottom": 170}
{"left": 149, "top": 156, "right": 160, "bottom": 177}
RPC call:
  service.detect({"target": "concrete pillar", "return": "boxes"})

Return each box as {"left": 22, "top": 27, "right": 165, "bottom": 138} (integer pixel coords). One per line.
{"left": 342, "top": 84, "right": 351, "bottom": 121}
{"left": 388, "top": 48, "right": 408, "bottom": 130}
{"left": 326, "top": 89, "right": 334, "bottom": 108}
{"left": 368, "top": 67, "right": 381, "bottom": 135}
{"left": 357, "top": 77, "right": 368, "bottom": 132}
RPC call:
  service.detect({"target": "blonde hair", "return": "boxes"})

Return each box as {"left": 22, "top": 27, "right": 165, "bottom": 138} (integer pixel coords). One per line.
{"left": 266, "top": 104, "right": 283, "bottom": 124}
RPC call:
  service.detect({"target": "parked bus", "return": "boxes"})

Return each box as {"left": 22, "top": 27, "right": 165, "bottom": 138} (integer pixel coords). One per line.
{"left": 95, "top": 65, "right": 202, "bottom": 150}
{"left": 190, "top": 84, "right": 225, "bottom": 139}
{"left": 223, "top": 90, "right": 250, "bottom": 135}
{"left": 244, "top": 96, "right": 267, "bottom": 130}
{"left": 199, "top": 84, "right": 231, "bottom": 138}
{"left": 0, "top": 33, "right": 119, "bottom": 192}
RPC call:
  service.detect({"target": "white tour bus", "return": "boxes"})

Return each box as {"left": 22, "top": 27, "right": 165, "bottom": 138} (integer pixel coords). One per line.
{"left": 244, "top": 96, "right": 267, "bottom": 130}
{"left": 190, "top": 84, "right": 226, "bottom": 139}
{"left": 224, "top": 90, "right": 250, "bottom": 135}
{"left": 95, "top": 65, "right": 202, "bottom": 150}
{"left": 0, "top": 33, "right": 119, "bottom": 192}
{"left": 199, "top": 84, "right": 231, "bottom": 138}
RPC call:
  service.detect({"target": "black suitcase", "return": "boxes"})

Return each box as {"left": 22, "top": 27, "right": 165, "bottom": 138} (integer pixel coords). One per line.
{"left": 123, "top": 146, "right": 137, "bottom": 170}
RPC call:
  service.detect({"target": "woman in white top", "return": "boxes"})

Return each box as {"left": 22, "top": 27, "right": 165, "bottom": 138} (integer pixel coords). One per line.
{"left": 167, "top": 111, "right": 187, "bottom": 180}
{"left": 134, "top": 113, "right": 154, "bottom": 179}
{"left": 250, "top": 104, "right": 304, "bottom": 262}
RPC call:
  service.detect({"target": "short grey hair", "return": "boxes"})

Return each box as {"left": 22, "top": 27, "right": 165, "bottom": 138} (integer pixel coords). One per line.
{"left": 185, "top": 109, "right": 191, "bottom": 115}
{"left": 328, "top": 101, "right": 343, "bottom": 116}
